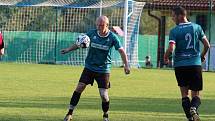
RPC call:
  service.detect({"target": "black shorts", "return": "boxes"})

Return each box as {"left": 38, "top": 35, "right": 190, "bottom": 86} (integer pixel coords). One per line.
{"left": 79, "top": 68, "right": 110, "bottom": 89}
{"left": 174, "top": 65, "right": 203, "bottom": 91}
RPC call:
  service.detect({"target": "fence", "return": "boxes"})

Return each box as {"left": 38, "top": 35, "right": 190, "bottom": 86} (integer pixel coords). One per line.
{"left": 0, "top": 0, "right": 214, "bottom": 70}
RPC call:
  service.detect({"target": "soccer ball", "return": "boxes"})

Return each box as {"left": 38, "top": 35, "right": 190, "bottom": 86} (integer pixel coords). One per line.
{"left": 76, "top": 34, "right": 90, "bottom": 48}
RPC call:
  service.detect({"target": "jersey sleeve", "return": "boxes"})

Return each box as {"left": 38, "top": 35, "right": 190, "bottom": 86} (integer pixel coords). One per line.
{"left": 169, "top": 29, "right": 176, "bottom": 44}
{"left": 198, "top": 25, "right": 206, "bottom": 41}
{"left": 112, "top": 34, "right": 122, "bottom": 50}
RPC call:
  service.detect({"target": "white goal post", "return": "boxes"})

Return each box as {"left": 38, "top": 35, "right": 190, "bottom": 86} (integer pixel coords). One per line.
{"left": 0, "top": 0, "right": 145, "bottom": 67}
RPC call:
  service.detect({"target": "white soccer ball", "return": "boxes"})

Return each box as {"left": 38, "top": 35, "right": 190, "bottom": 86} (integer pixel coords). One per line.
{"left": 76, "top": 34, "right": 90, "bottom": 48}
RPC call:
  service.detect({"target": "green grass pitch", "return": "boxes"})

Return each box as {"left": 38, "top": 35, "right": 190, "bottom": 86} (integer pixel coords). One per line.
{"left": 0, "top": 63, "right": 215, "bottom": 121}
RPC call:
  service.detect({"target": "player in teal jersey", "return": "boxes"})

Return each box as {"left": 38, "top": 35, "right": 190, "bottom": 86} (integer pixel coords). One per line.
{"left": 61, "top": 16, "right": 130, "bottom": 121}
{"left": 164, "top": 6, "right": 210, "bottom": 121}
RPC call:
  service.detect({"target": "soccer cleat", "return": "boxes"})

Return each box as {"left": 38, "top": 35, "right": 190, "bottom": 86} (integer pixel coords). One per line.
{"left": 103, "top": 113, "right": 109, "bottom": 121}
{"left": 187, "top": 117, "right": 194, "bottom": 121}
{"left": 64, "top": 114, "right": 72, "bottom": 121}
{"left": 190, "top": 107, "right": 200, "bottom": 121}
{"left": 188, "top": 118, "right": 194, "bottom": 121}
{"left": 103, "top": 117, "right": 109, "bottom": 121}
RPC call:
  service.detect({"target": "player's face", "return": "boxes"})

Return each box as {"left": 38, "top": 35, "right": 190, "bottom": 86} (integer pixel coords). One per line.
{"left": 97, "top": 20, "right": 108, "bottom": 34}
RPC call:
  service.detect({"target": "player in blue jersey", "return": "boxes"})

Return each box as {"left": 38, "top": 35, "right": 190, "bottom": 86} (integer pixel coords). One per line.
{"left": 61, "top": 16, "right": 130, "bottom": 121}
{"left": 164, "top": 6, "right": 210, "bottom": 121}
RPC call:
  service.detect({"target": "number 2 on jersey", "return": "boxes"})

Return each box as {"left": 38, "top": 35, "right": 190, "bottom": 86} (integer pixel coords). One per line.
{"left": 185, "top": 33, "right": 193, "bottom": 49}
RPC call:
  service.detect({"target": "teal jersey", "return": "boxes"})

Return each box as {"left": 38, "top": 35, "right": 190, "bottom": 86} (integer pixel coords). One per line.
{"left": 85, "top": 29, "right": 122, "bottom": 73}
{"left": 169, "top": 22, "right": 205, "bottom": 67}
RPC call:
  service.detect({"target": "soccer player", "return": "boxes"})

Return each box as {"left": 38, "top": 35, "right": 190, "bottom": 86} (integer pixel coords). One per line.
{"left": 0, "top": 32, "right": 4, "bottom": 56}
{"left": 164, "top": 6, "right": 210, "bottom": 121}
{"left": 61, "top": 16, "right": 130, "bottom": 121}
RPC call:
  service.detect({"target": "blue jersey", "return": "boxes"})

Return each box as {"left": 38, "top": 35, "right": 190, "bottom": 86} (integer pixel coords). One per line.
{"left": 169, "top": 22, "right": 205, "bottom": 67}
{"left": 85, "top": 29, "right": 122, "bottom": 73}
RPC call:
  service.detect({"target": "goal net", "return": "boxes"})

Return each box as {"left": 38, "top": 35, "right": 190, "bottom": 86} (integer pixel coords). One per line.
{"left": 0, "top": 0, "right": 145, "bottom": 67}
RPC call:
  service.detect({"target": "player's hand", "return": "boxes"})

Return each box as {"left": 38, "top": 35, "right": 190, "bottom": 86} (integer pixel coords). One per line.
{"left": 61, "top": 49, "right": 69, "bottom": 54}
{"left": 201, "top": 54, "right": 206, "bottom": 63}
{"left": 124, "top": 65, "right": 130, "bottom": 75}
{"left": 0, "top": 48, "right": 4, "bottom": 55}
{"left": 164, "top": 58, "right": 169, "bottom": 65}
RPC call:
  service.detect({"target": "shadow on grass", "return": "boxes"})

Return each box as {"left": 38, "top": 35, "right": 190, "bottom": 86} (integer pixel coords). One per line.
{"left": 0, "top": 116, "right": 63, "bottom": 121}
{"left": 0, "top": 96, "right": 215, "bottom": 115}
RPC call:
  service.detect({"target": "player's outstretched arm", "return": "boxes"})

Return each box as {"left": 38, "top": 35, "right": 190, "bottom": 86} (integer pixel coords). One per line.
{"left": 61, "top": 44, "right": 79, "bottom": 54}
{"left": 201, "top": 36, "right": 210, "bottom": 62}
{"left": 118, "top": 48, "right": 130, "bottom": 75}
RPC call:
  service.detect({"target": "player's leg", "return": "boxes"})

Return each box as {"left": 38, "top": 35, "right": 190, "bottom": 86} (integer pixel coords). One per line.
{"left": 64, "top": 68, "right": 95, "bottom": 121}
{"left": 64, "top": 82, "right": 87, "bottom": 121}
{"left": 180, "top": 86, "right": 193, "bottom": 121}
{"left": 191, "top": 91, "right": 201, "bottom": 109}
{"left": 175, "top": 67, "right": 193, "bottom": 121}
{"left": 68, "top": 82, "right": 87, "bottom": 114}
{"left": 95, "top": 72, "right": 110, "bottom": 121}
{"left": 99, "top": 88, "right": 110, "bottom": 121}
{"left": 189, "top": 66, "right": 203, "bottom": 121}
{"left": 190, "top": 91, "right": 201, "bottom": 121}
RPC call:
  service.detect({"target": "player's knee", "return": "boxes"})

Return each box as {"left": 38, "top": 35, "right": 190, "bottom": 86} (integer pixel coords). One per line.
{"left": 99, "top": 88, "right": 109, "bottom": 102}
{"left": 191, "top": 91, "right": 200, "bottom": 98}
{"left": 180, "top": 87, "right": 189, "bottom": 97}
{"left": 75, "top": 82, "right": 86, "bottom": 93}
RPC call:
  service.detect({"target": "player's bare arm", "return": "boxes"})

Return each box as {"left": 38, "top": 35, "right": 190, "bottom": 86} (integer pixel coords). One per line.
{"left": 118, "top": 48, "right": 130, "bottom": 74}
{"left": 201, "top": 36, "right": 210, "bottom": 62}
{"left": 164, "top": 42, "right": 175, "bottom": 64}
{"left": 0, "top": 48, "right": 4, "bottom": 55}
{"left": 61, "top": 44, "right": 79, "bottom": 54}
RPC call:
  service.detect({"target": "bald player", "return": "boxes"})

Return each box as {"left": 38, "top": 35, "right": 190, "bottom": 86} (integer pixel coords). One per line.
{"left": 61, "top": 16, "right": 130, "bottom": 121}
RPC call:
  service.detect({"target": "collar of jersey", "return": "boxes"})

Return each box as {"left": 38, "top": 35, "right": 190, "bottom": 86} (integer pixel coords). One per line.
{"left": 97, "top": 30, "right": 110, "bottom": 37}
{"left": 178, "top": 22, "right": 191, "bottom": 26}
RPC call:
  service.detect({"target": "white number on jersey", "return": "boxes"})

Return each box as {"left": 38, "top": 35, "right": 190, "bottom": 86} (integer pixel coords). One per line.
{"left": 185, "top": 33, "right": 193, "bottom": 49}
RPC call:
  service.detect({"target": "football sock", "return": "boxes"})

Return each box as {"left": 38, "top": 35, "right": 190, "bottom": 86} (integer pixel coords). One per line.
{"left": 188, "top": 117, "right": 193, "bottom": 121}
{"left": 182, "top": 97, "right": 192, "bottom": 119}
{"left": 191, "top": 96, "right": 201, "bottom": 110}
{"left": 68, "top": 91, "right": 81, "bottom": 114}
{"left": 67, "top": 110, "right": 73, "bottom": 115}
{"left": 102, "top": 101, "right": 110, "bottom": 115}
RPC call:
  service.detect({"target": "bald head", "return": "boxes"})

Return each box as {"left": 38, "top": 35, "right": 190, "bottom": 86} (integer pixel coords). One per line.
{"left": 96, "top": 16, "right": 109, "bottom": 36}
{"left": 96, "top": 15, "right": 109, "bottom": 25}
